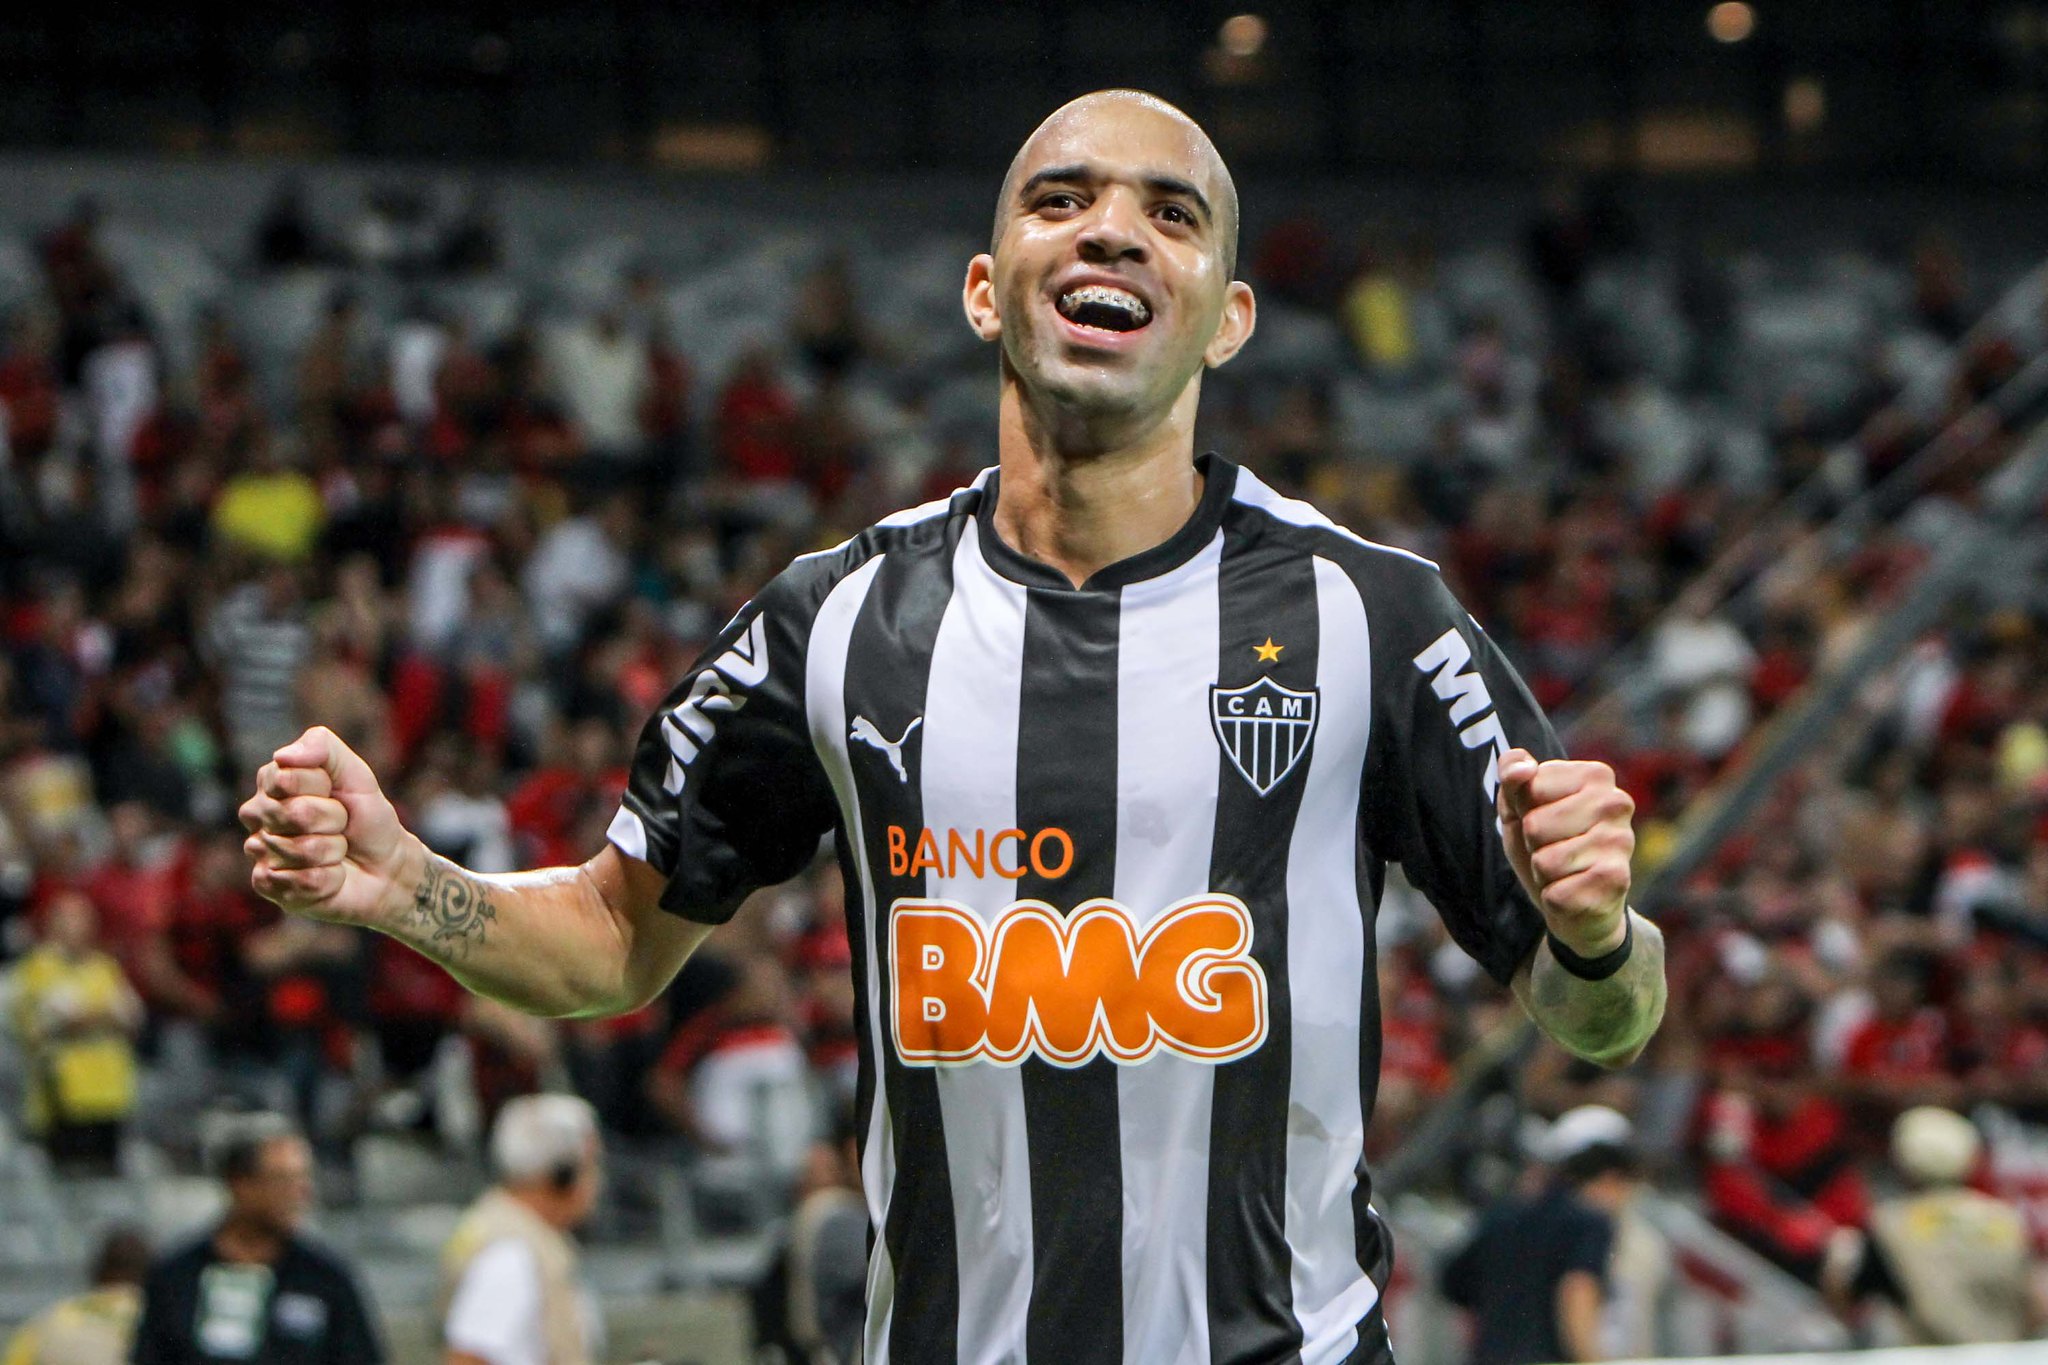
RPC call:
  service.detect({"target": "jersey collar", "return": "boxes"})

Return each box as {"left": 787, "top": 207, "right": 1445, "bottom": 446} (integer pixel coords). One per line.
{"left": 973, "top": 452, "right": 1235, "bottom": 593}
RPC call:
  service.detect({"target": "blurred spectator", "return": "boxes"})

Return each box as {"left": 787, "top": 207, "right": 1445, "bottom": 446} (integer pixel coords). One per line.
{"left": 1838, "top": 950, "right": 1957, "bottom": 1116}
{"left": 204, "top": 566, "right": 311, "bottom": 776}
{"left": 752, "top": 1104, "right": 866, "bottom": 1365}
{"left": 209, "top": 426, "right": 325, "bottom": 564}
{"left": 437, "top": 1094, "right": 604, "bottom": 1365}
{"left": 388, "top": 299, "right": 449, "bottom": 430}
{"left": 1441, "top": 1106, "right": 1642, "bottom": 1365}
{"left": 251, "top": 179, "right": 327, "bottom": 272}
{"left": 1698, "top": 960, "right": 1869, "bottom": 1280}
{"left": 1648, "top": 587, "right": 1756, "bottom": 760}
{"left": 1824, "top": 1106, "right": 2039, "bottom": 1344}
{"left": 521, "top": 491, "right": 634, "bottom": 658}
{"left": 132, "top": 1115, "right": 383, "bottom": 1364}
{"left": 793, "top": 916, "right": 857, "bottom": 1108}
{"left": 8, "top": 889, "right": 142, "bottom": 1171}
{"left": 791, "top": 255, "right": 868, "bottom": 381}
{"left": 1342, "top": 237, "right": 1416, "bottom": 379}
{"left": 438, "top": 187, "right": 503, "bottom": 277}
{"left": 1, "top": 1224, "right": 149, "bottom": 1365}
{"left": 1911, "top": 233, "right": 1971, "bottom": 342}
{"left": 81, "top": 301, "right": 160, "bottom": 530}
{"left": 40, "top": 197, "right": 116, "bottom": 383}
{"left": 411, "top": 737, "right": 516, "bottom": 874}
{"left": 646, "top": 954, "right": 806, "bottom": 1158}
{"left": 296, "top": 291, "right": 365, "bottom": 447}
{"left": 546, "top": 308, "right": 649, "bottom": 464}
{"left": 715, "top": 348, "right": 802, "bottom": 490}
{"left": 0, "top": 307, "right": 63, "bottom": 470}
{"left": 506, "top": 717, "right": 626, "bottom": 870}
{"left": 349, "top": 184, "right": 437, "bottom": 274}
{"left": 168, "top": 827, "right": 354, "bottom": 1126}
{"left": 294, "top": 615, "right": 394, "bottom": 780}
{"left": 1833, "top": 751, "right": 1934, "bottom": 911}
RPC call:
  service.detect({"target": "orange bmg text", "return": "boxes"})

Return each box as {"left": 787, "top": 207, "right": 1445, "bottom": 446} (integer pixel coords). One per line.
{"left": 889, "top": 895, "right": 1268, "bottom": 1068}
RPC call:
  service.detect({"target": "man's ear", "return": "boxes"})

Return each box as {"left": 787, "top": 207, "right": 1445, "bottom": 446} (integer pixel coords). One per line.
{"left": 962, "top": 253, "right": 1002, "bottom": 342}
{"left": 1203, "top": 280, "right": 1257, "bottom": 369}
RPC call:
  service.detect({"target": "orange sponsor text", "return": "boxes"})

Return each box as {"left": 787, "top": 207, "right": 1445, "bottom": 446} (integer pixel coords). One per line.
{"left": 889, "top": 895, "right": 1268, "bottom": 1067}
{"left": 886, "top": 824, "right": 1075, "bottom": 881}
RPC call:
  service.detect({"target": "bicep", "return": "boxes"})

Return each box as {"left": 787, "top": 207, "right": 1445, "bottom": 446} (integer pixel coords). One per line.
{"left": 588, "top": 844, "right": 716, "bottom": 1013}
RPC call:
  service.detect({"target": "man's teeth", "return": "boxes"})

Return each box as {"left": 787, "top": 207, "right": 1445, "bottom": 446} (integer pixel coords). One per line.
{"left": 1057, "top": 285, "right": 1151, "bottom": 329}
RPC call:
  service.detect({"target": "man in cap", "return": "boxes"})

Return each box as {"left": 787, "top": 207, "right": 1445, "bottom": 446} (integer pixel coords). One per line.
{"left": 438, "top": 1093, "right": 606, "bottom": 1365}
{"left": 1441, "top": 1105, "right": 1644, "bottom": 1364}
{"left": 1824, "top": 1105, "right": 2039, "bottom": 1344}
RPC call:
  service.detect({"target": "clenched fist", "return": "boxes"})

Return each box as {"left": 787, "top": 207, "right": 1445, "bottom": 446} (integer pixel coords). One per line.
{"left": 1496, "top": 748, "right": 1636, "bottom": 957}
{"left": 239, "top": 726, "right": 421, "bottom": 928}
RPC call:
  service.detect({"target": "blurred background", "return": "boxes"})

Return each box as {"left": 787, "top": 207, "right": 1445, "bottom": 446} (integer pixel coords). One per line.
{"left": 1, "top": 1, "right": 2047, "bottom": 1362}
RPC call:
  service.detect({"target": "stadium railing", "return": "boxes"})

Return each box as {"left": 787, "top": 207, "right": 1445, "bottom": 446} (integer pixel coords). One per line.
{"left": 1560, "top": 262, "right": 2048, "bottom": 745}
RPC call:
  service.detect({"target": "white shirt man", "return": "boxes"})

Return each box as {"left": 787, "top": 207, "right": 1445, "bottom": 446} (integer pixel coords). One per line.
{"left": 439, "top": 1095, "right": 605, "bottom": 1365}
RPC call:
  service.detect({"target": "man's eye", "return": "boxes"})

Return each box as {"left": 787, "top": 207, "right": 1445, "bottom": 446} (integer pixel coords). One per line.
{"left": 1039, "top": 192, "right": 1081, "bottom": 211}
{"left": 1157, "top": 203, "right": 1195, "bottom": 226}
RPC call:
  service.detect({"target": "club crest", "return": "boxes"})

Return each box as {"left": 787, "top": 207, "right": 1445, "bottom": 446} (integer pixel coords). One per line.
{"left": 1210, "top": 676, "right": 1319, "bottom": 796}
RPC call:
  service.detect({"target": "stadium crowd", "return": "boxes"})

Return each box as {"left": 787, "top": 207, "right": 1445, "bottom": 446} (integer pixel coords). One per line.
{"left": 0, "top": 170, "right": 2045, "bottom": 1320}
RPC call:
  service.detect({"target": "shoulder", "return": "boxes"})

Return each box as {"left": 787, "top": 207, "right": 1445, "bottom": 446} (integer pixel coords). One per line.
{"left": 1222, "top": 462, "right": 1438, "bottom": 572}
{"left": 148, "top": 1232, "right": 216, "bottom": 1280}
{"left": 1220, "top": 462, "right": 1471, "bottom": 637}
{"left": 760, "top": 471, "right": 991, "bottom": 618}
{"left": 1944, "top": 1191, "right": 2029, "bottom": 1242}
{"left": 282, "top": 1234, "right": 367, "bottom": 1290}
{"left": 1220, "top": 464, "right": 1449, "bottom": 597}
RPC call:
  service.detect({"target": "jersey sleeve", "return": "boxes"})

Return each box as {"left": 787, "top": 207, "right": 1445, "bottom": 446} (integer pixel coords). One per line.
{"left": 1365, "top": 565, "right": 1564, "bottom": 986}
{"left": 608, "top": 571, "right": 840, "bottom": 924}
{"left": 1563, "top": 1204, "right": 1617, "bottom": 1283}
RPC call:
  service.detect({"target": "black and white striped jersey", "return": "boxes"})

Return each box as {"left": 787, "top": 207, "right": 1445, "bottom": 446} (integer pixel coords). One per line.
{"left": 609, "top": 453, "right": 1562, "bottom": 1364}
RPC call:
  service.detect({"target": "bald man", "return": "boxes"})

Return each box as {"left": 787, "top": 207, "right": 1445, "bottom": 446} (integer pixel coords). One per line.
{"left": 242, "top": 90, "right": 1664, "bottom": 1363}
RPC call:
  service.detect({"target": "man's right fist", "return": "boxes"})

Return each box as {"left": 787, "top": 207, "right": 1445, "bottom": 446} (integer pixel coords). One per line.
{"left": 239, "top": 726, "right": 418, "bottom": 928}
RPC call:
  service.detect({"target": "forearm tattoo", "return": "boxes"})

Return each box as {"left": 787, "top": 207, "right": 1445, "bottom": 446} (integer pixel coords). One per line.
{"left": 409, "top": 855, "right": 499, "bottom": 963}
{"left": 1517, "top": 912, "right": 1668, "bottom": 1067}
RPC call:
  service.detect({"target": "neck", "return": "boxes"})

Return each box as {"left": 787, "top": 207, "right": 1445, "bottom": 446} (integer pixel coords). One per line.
{"left": 214, "top": 1215, "right": 286, "bottom": 1264}
{"left": 992, "top": 374, "right": 1204, "bottom": 587}
{"left": 504, "top": 1182, "right": 569, "bottom": 1232}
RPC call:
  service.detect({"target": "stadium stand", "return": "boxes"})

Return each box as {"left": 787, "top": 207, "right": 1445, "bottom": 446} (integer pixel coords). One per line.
{"left": 1, "top": 153, "right": 2045, "bottom": 1360}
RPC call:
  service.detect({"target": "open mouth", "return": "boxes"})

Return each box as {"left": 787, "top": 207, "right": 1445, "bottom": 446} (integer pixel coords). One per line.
{"left": 1056, "top": 284, "right": 1152, "bottom": 334}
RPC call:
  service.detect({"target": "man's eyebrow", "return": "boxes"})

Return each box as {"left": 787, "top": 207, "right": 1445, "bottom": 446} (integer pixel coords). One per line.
{"left": 1017, "top": 164, "right": 1094, "bottom": 201}
{"left": 1143, "top": 174, "right": 1212, "bottom": 224}
{"left": 1016, "top": 165, "right": 1213, "bottom": 225}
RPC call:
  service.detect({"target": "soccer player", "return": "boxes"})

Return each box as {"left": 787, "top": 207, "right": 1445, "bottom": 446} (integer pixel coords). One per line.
{"left": 241, "top": 90, "right": 1665, "bottom": 1363}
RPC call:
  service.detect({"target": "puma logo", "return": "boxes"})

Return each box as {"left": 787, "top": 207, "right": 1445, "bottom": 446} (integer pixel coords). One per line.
{"left": 851, "top": 715, "right": 923, "bottom": 783}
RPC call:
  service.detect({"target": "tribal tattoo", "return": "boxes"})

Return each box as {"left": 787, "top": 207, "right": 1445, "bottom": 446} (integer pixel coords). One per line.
{"left": 410, "top": 855, "right": 499, "bottom": 963}
{"left": 1514, "top": 911, "right": 1668, "bottom": 1068}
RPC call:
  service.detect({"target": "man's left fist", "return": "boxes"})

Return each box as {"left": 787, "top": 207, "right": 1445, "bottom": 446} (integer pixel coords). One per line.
{"left": 1496, "top": 749, "right": 1635, "bottom": 957}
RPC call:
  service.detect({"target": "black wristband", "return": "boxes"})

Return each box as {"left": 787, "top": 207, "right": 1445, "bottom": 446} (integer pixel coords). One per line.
{"left": 1546, "top": 915, "right": 1633, "bottom": 981}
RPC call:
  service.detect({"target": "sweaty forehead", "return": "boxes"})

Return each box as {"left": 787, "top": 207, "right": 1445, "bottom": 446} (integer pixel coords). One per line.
{"left": 1013, "top": 97, "right": 1221, "bottom": 191}
{"left": 994, "top": 93, "right": 1238, "bottom": 266}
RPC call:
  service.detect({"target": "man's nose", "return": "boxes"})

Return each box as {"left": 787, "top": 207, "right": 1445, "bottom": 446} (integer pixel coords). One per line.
{"left": 1077, "top": 188, "right": 1148, "bottom": 263}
